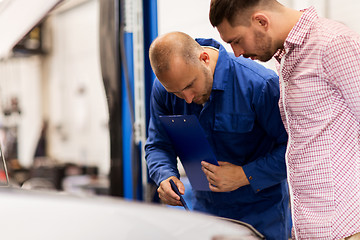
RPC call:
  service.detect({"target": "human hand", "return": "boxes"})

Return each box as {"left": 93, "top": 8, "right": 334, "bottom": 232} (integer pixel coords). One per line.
{"left": 201, "top": 161, "right": 249, "bottom": 192}
{"left": 158, "top": 177, "right": 185, "bottom": 206}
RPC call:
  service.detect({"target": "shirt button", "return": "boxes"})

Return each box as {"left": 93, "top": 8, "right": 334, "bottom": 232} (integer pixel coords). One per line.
{"left": 249, "top": 176, "right": 253, "bottom": 180}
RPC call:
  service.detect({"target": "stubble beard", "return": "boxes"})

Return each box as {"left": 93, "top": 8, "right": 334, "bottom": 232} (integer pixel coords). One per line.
{"left": 254, "top": 30, "right": 275, "bottom": 62}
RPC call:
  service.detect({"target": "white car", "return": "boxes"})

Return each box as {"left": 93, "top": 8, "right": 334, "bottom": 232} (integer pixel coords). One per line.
{"left": 0, "top": 187, "right": 263, "bottom": 240}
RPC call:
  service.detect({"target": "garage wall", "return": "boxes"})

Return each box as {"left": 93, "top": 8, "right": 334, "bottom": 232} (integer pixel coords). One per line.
{"left": 44, "top": 0, "right": 110, "bottom": 174}
{"left": 0, "top": 56, "right": 43, "bottom": 168}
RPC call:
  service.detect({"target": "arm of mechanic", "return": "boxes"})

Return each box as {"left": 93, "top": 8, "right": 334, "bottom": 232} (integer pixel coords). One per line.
{"left": 242, "top": 76, "right": 288, "bottom": 193}
{"left": 145, "top": 80, "right": 186, "bottom": 204}
{"left": 145, "top": 83, "right": 180, "bottom": 186}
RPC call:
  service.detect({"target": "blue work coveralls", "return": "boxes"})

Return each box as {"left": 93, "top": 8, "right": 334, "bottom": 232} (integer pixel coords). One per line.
{"left": 145, "top": 38, "right": 291, "bottom": 240}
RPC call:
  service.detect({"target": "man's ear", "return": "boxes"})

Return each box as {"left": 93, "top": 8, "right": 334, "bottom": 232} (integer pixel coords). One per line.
{"left": 252, "top": 12, "right": 269, "bottom": 30}
{"left": 199, "top": 51, "right": 210, "bottom": 65}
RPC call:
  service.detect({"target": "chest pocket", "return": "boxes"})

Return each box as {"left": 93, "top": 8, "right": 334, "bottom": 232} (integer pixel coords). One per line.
{"left": 214, "top": 113, "right": 254, "bottom": 133}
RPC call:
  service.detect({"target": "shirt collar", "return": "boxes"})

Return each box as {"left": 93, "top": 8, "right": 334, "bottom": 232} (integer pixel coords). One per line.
{"left": 195, "top": 38, "right": 230, "bottom": 91}
{"left": 273, "top": 49, "right": 286, "bottom": 63}
{"left": 273, "top": 6, "right": 318, "bottom": 63}
{"left": 284, "top": 6, "right": 318, "bottom": 50}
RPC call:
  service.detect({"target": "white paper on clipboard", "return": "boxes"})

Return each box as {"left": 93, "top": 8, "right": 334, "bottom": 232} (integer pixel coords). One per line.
{"left": 159, "top": 115, "right": 218, "bottom": 191}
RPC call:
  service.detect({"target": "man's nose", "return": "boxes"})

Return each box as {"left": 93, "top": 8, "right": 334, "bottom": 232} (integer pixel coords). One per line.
{"left": 231, "top": 45, "right": 244, "bottom": 57}
{"left": 182, "top": 90, "right": 194, "bottom": 104}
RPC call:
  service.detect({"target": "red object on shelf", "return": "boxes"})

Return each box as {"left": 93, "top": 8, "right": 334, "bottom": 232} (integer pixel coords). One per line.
{"left": 0, "top": 171, "right": 6, "bottom": 181}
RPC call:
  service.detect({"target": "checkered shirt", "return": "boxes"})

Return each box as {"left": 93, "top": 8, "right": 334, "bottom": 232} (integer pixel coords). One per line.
{"left": 275, "top": 6, "right": 360, "bottom": 240}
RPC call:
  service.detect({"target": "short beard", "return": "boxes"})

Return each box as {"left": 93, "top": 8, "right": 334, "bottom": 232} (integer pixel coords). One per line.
{"left": 196, "top": 66, "right": 213, "bottom": 104}
{"left": 254, "top": 30, "right": 274, "bottom": 62}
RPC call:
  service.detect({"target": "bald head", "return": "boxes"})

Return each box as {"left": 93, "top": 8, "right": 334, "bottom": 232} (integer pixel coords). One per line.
{"left": 149, "top": 32, "right": 203, "bottom": 77}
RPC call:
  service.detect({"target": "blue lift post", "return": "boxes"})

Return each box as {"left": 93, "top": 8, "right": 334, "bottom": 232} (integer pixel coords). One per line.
{"left": 121, "top": 31, "right": 134, "bottom": 200}
{"left": 120, "top": 0, "right": 158, "bottom": 201}
{"left": 143, "top": 0, "right": 158, "bottom": 129}
{"left": 119, "top": 0, "right": 135, "bottom": 200}
{"left": 142, "top": 0, "right": 158, "bottom": 202}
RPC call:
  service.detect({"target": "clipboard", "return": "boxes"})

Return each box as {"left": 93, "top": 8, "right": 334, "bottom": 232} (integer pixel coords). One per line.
{"left": 159, "top": 115, "right": 218, "bottom": 191}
